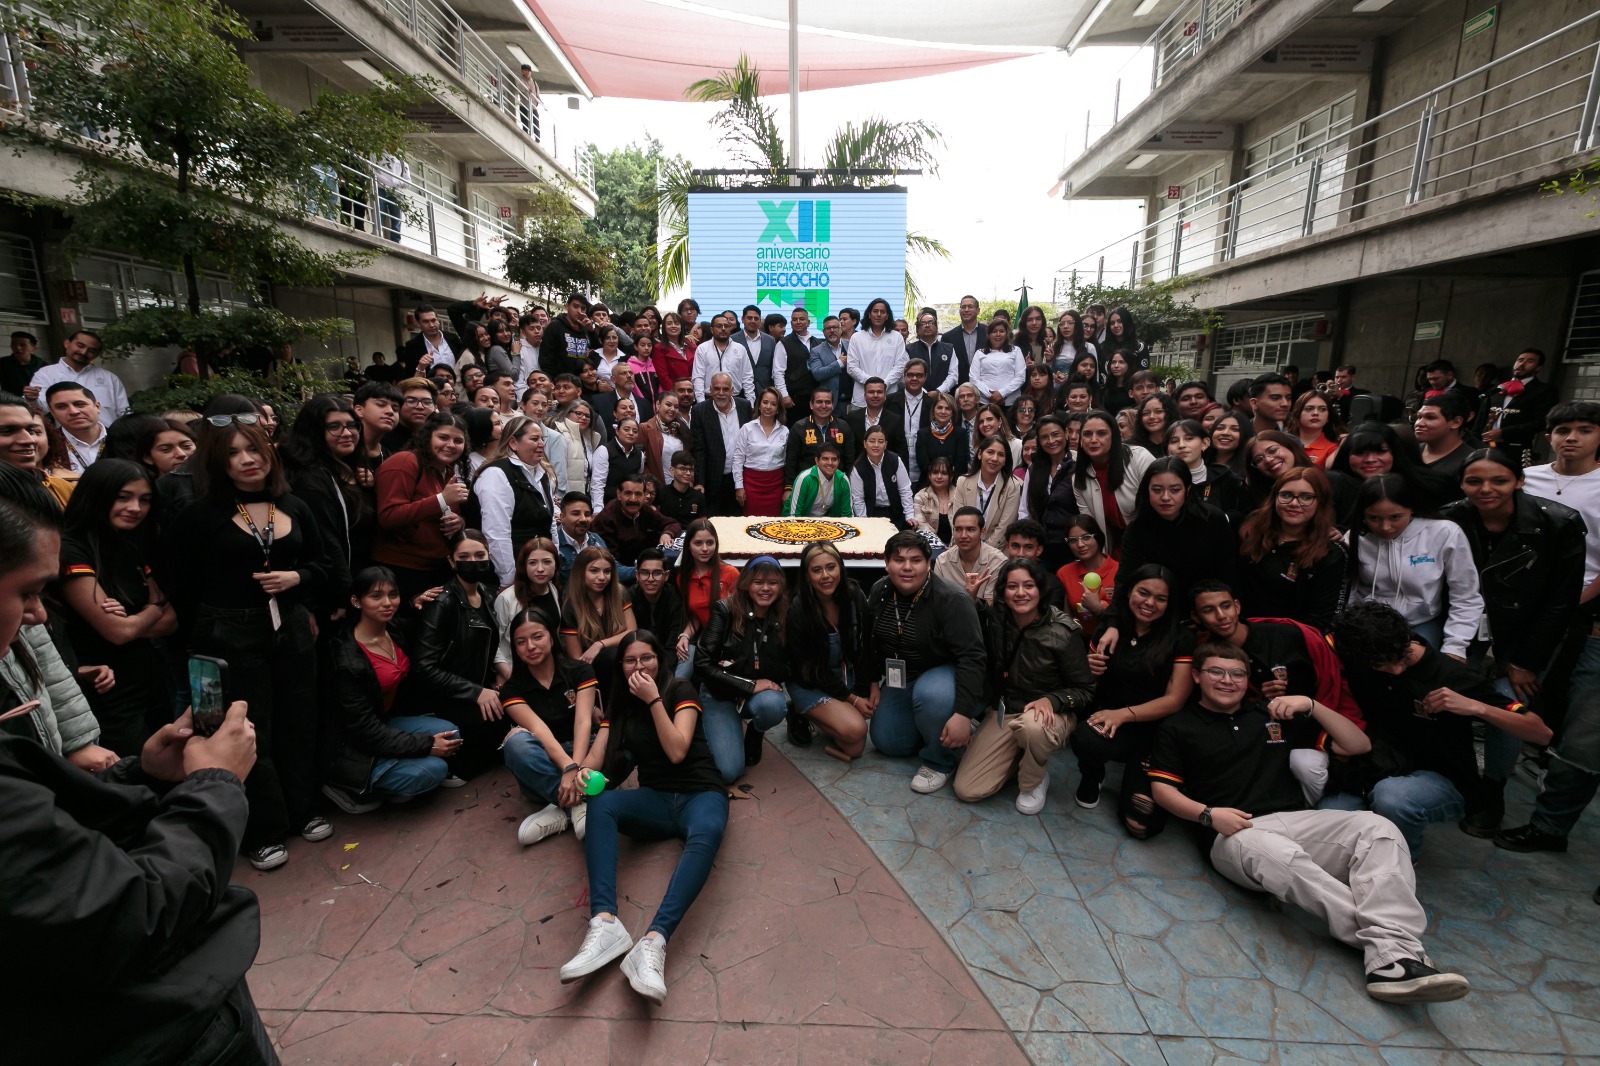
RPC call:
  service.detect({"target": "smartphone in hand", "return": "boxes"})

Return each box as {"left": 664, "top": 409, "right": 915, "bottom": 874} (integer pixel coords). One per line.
{"left": 187, "top": 656, "right": 230, "bottom": 737}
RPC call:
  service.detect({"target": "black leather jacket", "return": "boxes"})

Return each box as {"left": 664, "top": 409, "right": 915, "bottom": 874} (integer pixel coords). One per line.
{"left": 1439, "top": 492, "right": 1588, "bottom": 672}
{"left": 785, "top": 581, "right": 871, "bottom": 701}
{"left": 411, "top": 580, "right": 499, "bottom": 704}
{"left": 694, "top": 599, "right": 791, "bottom": 699}
{"left": 319, "top": 626, "right": 438, "bottom": 793}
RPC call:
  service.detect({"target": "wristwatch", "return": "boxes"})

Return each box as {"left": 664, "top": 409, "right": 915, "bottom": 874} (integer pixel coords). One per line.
{"left": 1198, "top": 806, "right": 1213, "bottom": 827}
{"left": 562, "top": 762, "right": 580, "bottom": 775}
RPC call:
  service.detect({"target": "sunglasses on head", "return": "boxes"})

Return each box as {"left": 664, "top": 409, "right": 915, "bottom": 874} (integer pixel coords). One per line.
{"left": 205, "top": 414, "right": 259, "bottom": 427}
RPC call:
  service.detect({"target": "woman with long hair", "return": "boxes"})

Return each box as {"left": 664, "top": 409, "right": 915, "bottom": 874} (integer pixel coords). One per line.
{"left": 558, "top": 628, "right": 728, "bottom": 1005}
{"left": 501, "top": 607, "right": 602, "bottom": 846}
{"left": 694, "top": 557, "right": 790, "bottom": 781}
{"left": 639, "top": 390, "right": 689, "bottom": 489}
{"left": 1131, "top": 392, "right": 1179, "bottom": 458}
{"left": 912, "top": 455, "right": 957, "bottom": 544}
{"left": 1206, "top": 409, "right": 1255, "bottom": 480}
{"left": 561, "top": 545, "right": 633, "bottom": 664}
{"left": 319, "top": 565, "right": 465, "bottom": 814}
{"left": 553, "top": 399, "right": 601, "bottom": 497}
{"left": 785, "top": 543, "right": 871, "bottom": 761}
{"left": 1055, "top": 513, "right": 1117, "bottom": 639}
{"left": 1288, "top": 389, "right": 1342, "bottom": 468}
{"left": 1346, "top": 473, "right": 1482, "bottom": 658}
{"left": 463, "top": 406, "right": 503, "bottom": 476}
{"left": 971, "top": 320, "right": 1025, "bottom": 408}
{"left": 1101, "top": 350, "right": 1134, "bottom": 414}
{"left": 850, "top": 424, "right": 915, "bottom": 528}
{"left": 1328, "top": 422, "right": 1454, "bottom": 521}
{"left": 1053, "top": 309, "right": 1095, "bottom": 381}
{"left": 973, "top": 403, "right": 1020, "bottom": 467}
{"left": 652, "top": 311, "right": 693, "bottom": 389}
{"left": 1243, "top": 430, "right": 1319, "bottom": 515}
{"left": 955, "top": 435, "right": 1023, "bottom": 550}
{"left": 673, "top": 518, "right": 739, "bottom": 678}
{"left": 732, "top": 387, "right": 789, "bottom": 516}
{"left": 494, "top": 536, "right": 561, "bottom": 683}
{"left": 281, "top": 395, "right": 367, "bottom": 600}
{"left": 915, "top": 391, "right": 969, "bottom": 486}
{"left": 590, "top": 415, "right": 646, "bottom": 511}
{"left": 1011, "top": 396, "right": 1039, "bottom": 438}
{"left": 1104, "top": 307, "right": 1148, "bottom": 369}
{"left": 1070, "top": 564, "right": 1195, "bottom": 836}
{"left": 1235, "top": 465, "right": 1345, "bottom": 630}
{"left": 1018, "top": 362, "right": 1057, "bottom": 421}
{"left": 1165, "top": 418, "right": 1244, "bottom": 518}
{"left": 1018, "top": 415, "right": 1076, "bottom": 567}
{"left": 133, "top": 417, "right": 195, "bottom": 479}
{"left": 165, "top": 416, "right": 331, "bottom": 870}
{"left": 374, "top": 409, "right": 470, "bottom": 604}
{"left": 474, "top": 413, "right": 557, "bottom": 587}
{"left": 1115, "top": 456, "right": 1238, "bottom": 605}
{"left": 1072, "top": 409, "right": 1153, "bottom": 550}
{"left": 1015, "top": 305, "right": 1049, "bottom": 365}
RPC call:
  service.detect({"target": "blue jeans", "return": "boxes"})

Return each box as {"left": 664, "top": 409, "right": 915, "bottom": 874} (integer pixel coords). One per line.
{"left": 1411, "top": 616, "right": 1444, "bottom": 652}
{"left": 503, "top": 733, "right": 573, "bottom": 807}
{"left": 868, "top": 664, "right": 961, "bottom": 773}
{"left": 1318, "top": 769, "right": 1464, "bottom": 857}
{"left": 674, "top": 645, "right": 696, "bottom": 681}
{"left": 370, "top": 715, "right": 457, "bottom": 799}
{"left": 788, "top": 633, "right": 848, "bottom": 713}
{"left": 699, "top": 686, "right": 788, "bottom": 784}
{"left": 584, "top": 787, "right": 729, "bottom": 940}
{"left": 1533, "top": 633, "right": 1600, "bottom": 836}
{"left": 376, "top": 185, "right": 402, "bottom": 242}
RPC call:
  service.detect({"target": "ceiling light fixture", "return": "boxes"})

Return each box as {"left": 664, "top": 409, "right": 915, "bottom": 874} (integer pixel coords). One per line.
{"left": 342, "top": 59, "right": 386, "bottom": 83}
{"left": 1125, "top": 153, "right": 1159, "bottom": 170}
{"left": 1351, "top": 0, "right": 1396, "bottom": 12}
{"left": 506, "top": 44, "right": 537, "bottom": 71}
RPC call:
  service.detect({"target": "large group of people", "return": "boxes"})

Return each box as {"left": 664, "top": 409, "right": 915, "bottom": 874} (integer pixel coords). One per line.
{"left": 0, "top": 293, "right": 1594, "bottom": 1060}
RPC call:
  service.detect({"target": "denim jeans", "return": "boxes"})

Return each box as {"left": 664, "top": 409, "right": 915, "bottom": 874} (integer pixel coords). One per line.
{"left": 699, "top": 686, "right": 788, "bottom": 784}
{"left": 1533, "top": 633, "right": 1600, "bottom": 836}
{"left": 868, "top": 664, "right": 961, "bottom": 773}
{"left": 1318, "top": 769, "right": 1464, "bottom": 857}
{"left": 376, "top": 185, "right": 402, "bottom": 242}
{"left": 674, "top": 645, "right": 696, "bottom": 681}
{"left": 1466, "top": 644, "right": 1540, "bottom": 782}
{"left": 191, "top": 602, "right": 317, "bottom": 849}
{"left": 584, "top": 787, "right": 729, "bottom": 940}
{"left": 503, "top": 733, "right": 573, "bottom": 807}
{"left": 369, "top": 715, "right": 456, "bottom": 800}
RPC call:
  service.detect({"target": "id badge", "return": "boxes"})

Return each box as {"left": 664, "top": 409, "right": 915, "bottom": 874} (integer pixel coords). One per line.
{"left": 886, "top": 658, "right": 907, "bottom": 689}
{"left": 267, "top": 595, "right": 282, "bottom": 632}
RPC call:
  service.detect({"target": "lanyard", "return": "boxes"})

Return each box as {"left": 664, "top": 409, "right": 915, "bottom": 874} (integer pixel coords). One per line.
{"left": 235, "top": 501, "right": 275, "bottom": 567}
{"left": 889, "top": 582, "right": 926, "bottom": 637}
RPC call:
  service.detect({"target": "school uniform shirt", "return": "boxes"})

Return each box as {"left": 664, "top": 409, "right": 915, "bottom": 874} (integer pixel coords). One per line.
{"left": 499, "top": 660, "right": 599, "bottom": 746}
{"left": 615, "top": 677, "right": 724, "bottom": 794}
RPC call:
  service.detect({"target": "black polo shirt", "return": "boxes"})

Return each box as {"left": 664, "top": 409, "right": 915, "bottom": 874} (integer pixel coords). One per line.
{"left": 1148, "top": 699, "right": 1324, "bottom": 826}
{"left": 498, "top": 660, "right": 598, "bottom": 746}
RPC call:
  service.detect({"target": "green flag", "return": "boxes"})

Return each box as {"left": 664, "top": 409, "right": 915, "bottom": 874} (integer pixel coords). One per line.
{"left": 1015, "top": 282, "right": 1030, "bottom": 322}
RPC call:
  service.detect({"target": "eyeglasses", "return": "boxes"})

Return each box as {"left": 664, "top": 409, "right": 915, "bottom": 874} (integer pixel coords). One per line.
{"left": 1275, "top": 492, "right": 1318, "bottom": 505}
{"left": 1200, "top": 667, "right": 1249, "bottom": 682}
{"left": 1066, "top": 534, "right": 1098, "bottom": 544}
{"left": 205, "top": 414, "right": 259, "bottom": 427}
{"left": 622, "top": 653, "right": 658, "bottom": 668}
{"left": 402, "top": 397, "right": 436, "bottom": 408}
{"left": 324, "top": 422, "right": 361, "bottom": 436}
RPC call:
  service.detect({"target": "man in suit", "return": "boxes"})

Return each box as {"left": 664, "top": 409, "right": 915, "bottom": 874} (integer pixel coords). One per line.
{"left": 888, "top": 358, "right": 937, "bottom": 483}
{"left": 690, "top": 371, "right": 754, "bottom": 516}
{"left": 775, "top": 307, "right": 819, "bottom": 424}
{"left": 396, "top": 304, "right": 463, "bottom": 376}
{"left": 1481, "top": 348, "right": 1559, "bottom": 458}
{"left": 846, "top": 378, "right": 908, "bottom": 463}
{"left": 907, "top": 309, "right": 960, "bottom": 394}
{"left": 941, "top": 295, "right": 981, "bottom": 384}
{"left": 1333, "top": 364, "right": 1370, "bottom": 425}
{"left": 732, "top": 304, "right": 779, "bottom": 396}
{"left": 1424, "top": 359, "right": 1481, "bottom": 422}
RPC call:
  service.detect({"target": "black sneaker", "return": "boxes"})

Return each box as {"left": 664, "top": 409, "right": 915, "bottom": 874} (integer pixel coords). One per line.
{"left": 1075, "top": 777, "right": 1100, "bottom": 810}
{"left": 1493, "top": 823, "right": 1568, "bottom": 853}
{"left": 786, "top": 710, "right": 815, "bottom": 748}
{"left": 744, "top": 726, "right": 765, "bottom": 767}
{"left": 1365, "top": 958, "right": 1470, "bottom": 1003}
{"left": 1458, "top": 810, "right": 1500, "bottom": 839}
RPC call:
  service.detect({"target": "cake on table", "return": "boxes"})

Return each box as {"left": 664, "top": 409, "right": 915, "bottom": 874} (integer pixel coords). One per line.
{"left": 710, "top": 516, "right": 902, "bottom": 561}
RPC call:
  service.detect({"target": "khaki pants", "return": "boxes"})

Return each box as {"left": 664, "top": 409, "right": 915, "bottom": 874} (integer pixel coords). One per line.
{"left": 1209, "top": 809, "right": 1425, "bottom": 972}
{"left": 953, "top": 708, "right": 1071, "bottom": 801}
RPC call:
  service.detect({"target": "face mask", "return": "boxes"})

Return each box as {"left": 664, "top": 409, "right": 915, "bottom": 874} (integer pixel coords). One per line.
{"left": 455, "top": 560, "right": 496, "bottom": 583}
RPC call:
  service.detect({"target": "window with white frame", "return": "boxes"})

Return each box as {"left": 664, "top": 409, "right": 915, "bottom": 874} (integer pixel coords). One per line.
{"left": 1213, "top": 314, "right": 1324, "bottom": 370}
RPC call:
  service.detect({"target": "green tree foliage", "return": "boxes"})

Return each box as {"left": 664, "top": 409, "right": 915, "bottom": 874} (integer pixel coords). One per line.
{"left": 503, "top": 185, "right": 614, "bottom": 301}
{"left": 1057, "top": 276, "right": 1219, "bottom": 347}
{"left": 584, "top": 139, "right": 687, "bottom": 309}
{"left": 0, "top": 0, "right": 430, "bottom": 368}
{"left": 1542, "top": 157, "right": 1600, "bottom": 218}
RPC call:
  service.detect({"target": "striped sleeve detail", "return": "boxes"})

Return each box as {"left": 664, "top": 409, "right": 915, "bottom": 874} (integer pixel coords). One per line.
{"left": 575, "top": 677, "right": 598, "bottom": 691}
{"left": 1315, "top": 730, "right": 1330, "bottom": 752}
{"left": 501, "top": 697, "right": 529, "bottom": 712}
{"left": 560, "top": 626, "right": 579, "bottom": 636}
{"left": 1505, "top": 701, "right": 1527, "bottom": 715}
{"left": 672, "top": 697, "right": 702, "bottom": 715}
{"left": 1146, "top": 768, "right": 1183, "bottom": 786}
{"left": 622, "top": 601, "right": 634, "bottom": 614}
{"left": 63, "top": 564, "right": 95, "bottom": 578}
{"left": 1172, "top": 654, "right": 1193, "bottom": 666}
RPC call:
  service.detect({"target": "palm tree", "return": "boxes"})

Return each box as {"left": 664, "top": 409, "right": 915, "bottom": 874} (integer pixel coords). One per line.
{"left": 645, "top": 53, "right": 947, "bottom": 308}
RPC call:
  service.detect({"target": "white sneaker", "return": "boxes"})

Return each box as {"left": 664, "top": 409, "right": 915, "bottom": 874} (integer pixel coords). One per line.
{"left": 621, "top": 934, "right": 668, "bottom": 1003}
{"left": 439, "top": 774, "right": 468, "bottom": 789}
{"left": 1016, "top": 772, "right": 1050, "bottom": 816}
{"left": 516, "top": 803, "right": 570, "bottom": 846}
{"left": 571, "top": 801, "right": 588, "bottom": 841}
{"left": 559, "top": 916, "right": 632, "bottom": 983}
{"left": 911, "top": 766, "right": 949, "bottom": 794}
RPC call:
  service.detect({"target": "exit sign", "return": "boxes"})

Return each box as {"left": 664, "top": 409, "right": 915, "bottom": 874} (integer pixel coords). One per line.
{"left": 1463, "top": 6, "right": 1495, "bottom": 40}
{"left": 1414, "top": 320, "right": 1444, "bottom": 341}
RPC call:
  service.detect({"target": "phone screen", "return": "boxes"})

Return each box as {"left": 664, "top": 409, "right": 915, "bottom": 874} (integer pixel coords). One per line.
{"left": 187, "top": 656, "right": 228, "bottom": 737}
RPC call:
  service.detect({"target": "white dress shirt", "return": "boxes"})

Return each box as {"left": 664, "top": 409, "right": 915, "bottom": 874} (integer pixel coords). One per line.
{"left": 62, "top": 427, "right": 106, "bottom": 473}
{"left": 715, "top": 402, "right": 741, "bottom": 473}
{"left": 849, "top": 458, "right": 914, "bottom": 519}
{"left": 593, "top": 349, "right": 626, "bottom": 385}
{"left": 589, "top": 442, "right": 642, "bottom": 511}
{"left": 475, "top": 454, "right": 555, "bottom": 585}
{"left": 692, "top": 340, "right": 754, "bottom": 402}
{"left": 771, "top": 330, "right": 812, "bottom": 400}
{"left": 844, "top": 328, "right": 908, "bottom": 407}
{"left": 730, "top": 418, "right": 790, "bottom": 488}
{"left": 29, "top": 361, "right": 129, "bottom": 427}
{"left": 970, "top": 349, "right": 1026, "bottom": 406}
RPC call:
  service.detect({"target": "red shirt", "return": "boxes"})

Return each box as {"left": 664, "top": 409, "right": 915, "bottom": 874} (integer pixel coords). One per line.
{"left": 1301, "top": 435, "right": 1339, "bottom": 468}
{"left": 1057, "top": 557, "right": 1119, "bottom": 638}
{"left": 684, "top": 563, "right": 740, "bottom": 627}
{"left": 361, "top": 641, "right": 410, "bottom": 712}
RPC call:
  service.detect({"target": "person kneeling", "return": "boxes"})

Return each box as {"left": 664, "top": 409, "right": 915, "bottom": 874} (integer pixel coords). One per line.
{"left": 559, "top": 630, "right": 728, "bottom": 1004}
{"left": 954, "top": 559, "right": 1093, "bottom": 813}
{"left": 1148, "top": 643, "right": 1470, "bottom": 1004}
{"left": 694, "top": 557, "right": 790, "bottom": 781}
{"left": 321, "top": 567, "right": 466, "bottom": 813}
{"left": 500, "top": 608, "right": 600, "bottom": 845}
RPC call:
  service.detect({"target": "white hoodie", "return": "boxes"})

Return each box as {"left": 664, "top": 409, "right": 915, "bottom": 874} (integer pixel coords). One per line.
{"left": 1349, "top": 517, "right": 1483, "bottom": 657}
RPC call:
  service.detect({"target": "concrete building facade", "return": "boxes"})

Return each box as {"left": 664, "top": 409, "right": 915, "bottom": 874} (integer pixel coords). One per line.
{"left": 0, "top": 0, "right": 595, "bottom": 395}
{"left": 1057, "top": 0, "right": 1600, "bottom": 403}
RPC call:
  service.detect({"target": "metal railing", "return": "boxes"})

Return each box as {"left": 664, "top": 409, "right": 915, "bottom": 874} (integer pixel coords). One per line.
{"left": 373, "top": 0, "right": 594, "bottom": 193}
{"left": 0, "top": 0, "right": 526, "bottom": 283}
{"left": 1068, "top": 0, "right": 1256, "bottom": 166}
{"left": 1058, "top": 9, "right": 1600, "bottom": 290}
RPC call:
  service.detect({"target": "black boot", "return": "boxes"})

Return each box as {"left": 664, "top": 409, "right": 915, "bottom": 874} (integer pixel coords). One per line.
{"left": 744, "top": 725, "right": 765, "bottom": 767}
{"left": 1459, "top": 779, "right": 1505, "bottom": 839}
{"left": 785, "top": 709, "right": 815, "bottom": 748}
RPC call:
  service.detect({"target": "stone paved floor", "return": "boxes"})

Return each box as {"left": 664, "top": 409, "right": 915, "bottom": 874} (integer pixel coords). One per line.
{"left": 771, "top": 732, "right": 1600, "bottom": 1066}
{"left": 246, "top": 751, "right": 1028, "bottom": 1065}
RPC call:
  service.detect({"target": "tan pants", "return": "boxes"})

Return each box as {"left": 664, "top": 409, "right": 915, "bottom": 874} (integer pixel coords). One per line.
{"left": 953, "top": 708, "right": 1071, "bottom": 801}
